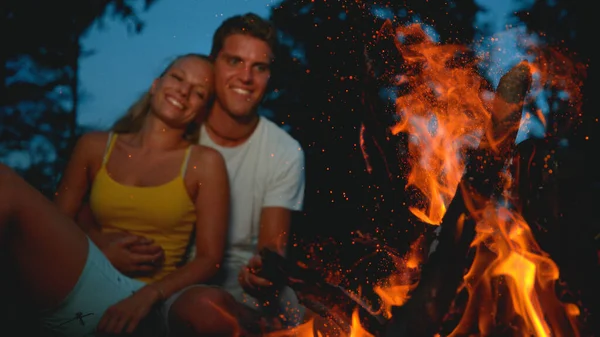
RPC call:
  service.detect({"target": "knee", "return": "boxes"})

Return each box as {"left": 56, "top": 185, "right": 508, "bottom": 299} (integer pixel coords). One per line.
{"left": 172, "top": 286, "right": 235, "bottom": 315}
{"left": 0, "top": 164, "right": 18, "bottom": 225}
{"left": 0, "top": 164, "right": 28, "bottom": 203}
{"left": 169, "top": 286, "right": 239, "bottom": 335}
{"left": 0, "top": 163, "right": 13, "bottom": 174}
{"left": 0, "top": 164, "right": 20, "bottom": 184}
{"left": 0, "top": 164, "right": 18, "bottom": 191}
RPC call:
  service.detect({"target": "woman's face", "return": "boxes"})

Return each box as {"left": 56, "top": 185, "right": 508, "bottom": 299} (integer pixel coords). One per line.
{"left": 150, "top": 56, "right": 214, "bottom": 129}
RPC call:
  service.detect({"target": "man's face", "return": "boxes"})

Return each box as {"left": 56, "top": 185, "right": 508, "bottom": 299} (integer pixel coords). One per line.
{"left": 212, "top": 33, "right": 272, "bottom": 120}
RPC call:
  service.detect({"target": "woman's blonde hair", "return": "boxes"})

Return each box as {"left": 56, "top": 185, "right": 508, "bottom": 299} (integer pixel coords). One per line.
{"left": 111, "top": 53, "right": 212, "bottom": 143}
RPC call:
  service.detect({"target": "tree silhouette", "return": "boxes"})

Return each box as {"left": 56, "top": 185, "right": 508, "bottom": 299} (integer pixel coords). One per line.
{"left": 1, "top": 0, "right": 159, "bottom": 196}
{"left": 0, "top": 1, "right": 160, "bottom": 333}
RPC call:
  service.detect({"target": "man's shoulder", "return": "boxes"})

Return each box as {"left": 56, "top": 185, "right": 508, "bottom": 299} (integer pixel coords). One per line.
{"left": 259, "top": 117, "right": 303, "bottom": 156}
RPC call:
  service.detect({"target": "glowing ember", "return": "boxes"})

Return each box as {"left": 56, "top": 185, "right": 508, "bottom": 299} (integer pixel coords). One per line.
{"left": 266, "top": 18, "right": 586, "bottom": 337}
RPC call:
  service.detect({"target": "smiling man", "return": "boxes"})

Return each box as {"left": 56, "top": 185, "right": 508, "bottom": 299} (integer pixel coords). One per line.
{"left": 167, "top": 12, "right": 306, "bottom": 336}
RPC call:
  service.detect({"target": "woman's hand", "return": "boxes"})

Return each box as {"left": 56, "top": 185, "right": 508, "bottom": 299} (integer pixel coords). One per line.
{"left": 97, "top": 285, "right": 162, "bottom": 335}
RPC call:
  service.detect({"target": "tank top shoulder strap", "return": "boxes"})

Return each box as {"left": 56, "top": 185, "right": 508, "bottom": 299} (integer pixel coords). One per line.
{"left": 180, "top": 145, "right": 193, "bottom": 177}
{"left": 101, "top": 132, "right": 118, "bottom": 167}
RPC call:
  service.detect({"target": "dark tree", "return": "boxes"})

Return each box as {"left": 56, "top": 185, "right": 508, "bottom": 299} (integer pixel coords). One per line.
{"left": 0, "top": 1, "right": 160, "bottom": 332}
{"left": 1, "top": 0, "right": 159, "bottom": 196}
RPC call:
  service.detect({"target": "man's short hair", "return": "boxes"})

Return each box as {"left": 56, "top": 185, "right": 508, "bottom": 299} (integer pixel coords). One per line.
{"left": 210, "top": 12, "right": 277, "bottom": 59}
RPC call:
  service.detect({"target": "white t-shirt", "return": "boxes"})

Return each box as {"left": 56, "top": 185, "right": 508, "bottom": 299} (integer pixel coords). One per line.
{"left": 198, "top": 116, "right": 305, "bottom": 268}
{"left": 194, "top": 116, "right": 305, "bottom": 321}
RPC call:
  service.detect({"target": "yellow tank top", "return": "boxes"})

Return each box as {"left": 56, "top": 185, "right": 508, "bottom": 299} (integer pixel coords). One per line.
{"left": 89, "top": 132, "right": 196, "bottom": 283}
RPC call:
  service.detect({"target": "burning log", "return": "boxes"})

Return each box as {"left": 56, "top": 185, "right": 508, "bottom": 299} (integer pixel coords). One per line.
{"left": 259, "top": 247, "right": 388, "bottom": 335}
{"left": 383, "top": 62, "right": 534, "bottom": 337}
{"left": 259, "top": 18, "right": 586, "bottom": 336}
{"left": 259, "top": 59, "right": 581, "bottom": 337}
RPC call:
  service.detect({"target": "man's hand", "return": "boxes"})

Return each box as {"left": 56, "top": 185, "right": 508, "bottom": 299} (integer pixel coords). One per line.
{"left": 101, "top": 233, "right": 164, "bottom": 276}
{"left": 238, "top": 254, "right": 274, "bottom": 298}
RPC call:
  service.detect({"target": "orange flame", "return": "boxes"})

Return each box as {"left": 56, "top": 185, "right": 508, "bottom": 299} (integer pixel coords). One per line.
{"left": 269, "top": 310, "right": 376, "bottom": 337}
{"left": 267, "top": 19, "right": 586, "bottom": 337}
{"left": 449, "top": 204, "right": 580, "bottom": 336}
{"left": 385, "top": 21, "right": 583, "bottom": 336}
{"left": 388, "top": 23, "right": 491, "bottom": 225}
{"left": 366, "top": 233, "right": 423, "bottom": 319}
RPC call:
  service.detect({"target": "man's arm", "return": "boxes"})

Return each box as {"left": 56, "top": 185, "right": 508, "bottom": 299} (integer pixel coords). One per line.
{"left": 257, "top": 207, "right": 293, "bottom": 256}
{"left": 258, "top": 143, "right": 305, "bottom": 255}
{"left": 240, "top": 145, "right": 305, "bottom": 291}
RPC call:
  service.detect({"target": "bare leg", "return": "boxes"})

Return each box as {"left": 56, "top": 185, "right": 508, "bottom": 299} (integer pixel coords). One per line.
{"left": 168, "top": 285, "right": 289, "bottom": 337}
{"left": 0, "top": 164, "right": 88, "bottom": 310}
{"left": 168, "top": 286, "right": 244, "bottom": 337}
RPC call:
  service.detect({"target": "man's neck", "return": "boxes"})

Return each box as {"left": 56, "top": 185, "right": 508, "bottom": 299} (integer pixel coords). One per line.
{"left": 204, "top": 109, "right": 260, "bottom": 147}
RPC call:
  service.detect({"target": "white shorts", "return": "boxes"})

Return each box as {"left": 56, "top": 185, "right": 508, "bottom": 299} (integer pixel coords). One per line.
{"left": 39, "top": 238, "right": 165, "bottom": 337}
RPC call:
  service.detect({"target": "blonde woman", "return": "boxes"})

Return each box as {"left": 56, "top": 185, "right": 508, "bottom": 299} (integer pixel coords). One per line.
{"left": 0, "top": 53, "right": 230, "bottom": 336}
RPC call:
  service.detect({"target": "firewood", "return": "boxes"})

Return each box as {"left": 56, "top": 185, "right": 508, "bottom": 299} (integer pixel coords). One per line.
{"left": 384, "top": 61, "right": 532, "bottom": 337}
{"left": 258, "top": 248, "right": 388, "bottom": 334}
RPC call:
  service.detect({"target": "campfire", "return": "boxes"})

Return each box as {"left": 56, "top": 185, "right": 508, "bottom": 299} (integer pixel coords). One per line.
{"left": 258, "top": 20, "right": 587, "bottom": 337}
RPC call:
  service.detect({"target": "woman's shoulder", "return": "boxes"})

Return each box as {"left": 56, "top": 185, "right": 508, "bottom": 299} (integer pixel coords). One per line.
{"left": 77, "top": 131, "right": 111, "bottom": 147}
{"left": 72, "top": 131, "right": 112, "bottom": 155}
{"left": 188, "top": 145, "right": 226, "bottom": 171}
{"left": 64, "top": 131, "right": 112, "bottom": 168}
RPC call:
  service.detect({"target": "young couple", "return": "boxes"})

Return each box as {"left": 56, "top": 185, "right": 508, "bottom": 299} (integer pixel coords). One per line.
{"left": 1, "top": 12, "right": 305, "bottom": 337}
